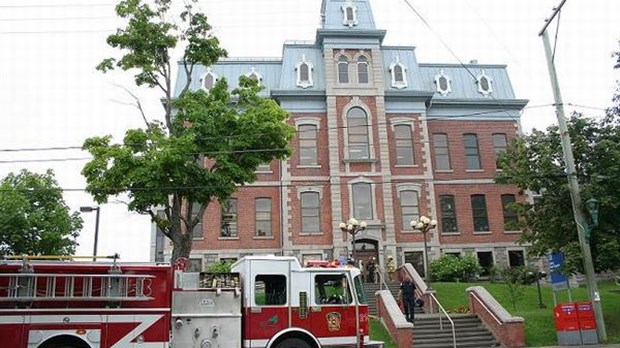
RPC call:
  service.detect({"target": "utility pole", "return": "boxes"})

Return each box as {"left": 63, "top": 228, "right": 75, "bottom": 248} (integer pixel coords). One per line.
{"left": 538, "top": 0, "right": 607, "bottom": 341}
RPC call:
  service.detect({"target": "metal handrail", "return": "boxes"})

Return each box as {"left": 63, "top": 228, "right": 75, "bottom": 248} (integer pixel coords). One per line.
{"left": 375, "top": 264, "right": 390, "bottom": 291}
{"left": 470, "top": 290, "right": 503, "bottom": 326}
{"left": 428, "top": 291, "right": 457, "bottom": 348}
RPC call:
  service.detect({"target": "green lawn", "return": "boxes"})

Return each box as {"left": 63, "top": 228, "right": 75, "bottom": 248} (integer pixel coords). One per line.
{"left": 370, "top": 317, "right": 397, "bottom": 348}
{"left": 431, "top": 280, "right": 620, "bottom": 346}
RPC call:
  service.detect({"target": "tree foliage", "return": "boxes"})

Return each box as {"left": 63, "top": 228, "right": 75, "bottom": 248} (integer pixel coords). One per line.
{"left": 83, "top": 0, "right": 295, "bottom": 261}
{"left": 496, "top": 44, "right": 620, "bottom": 273}
{"left": 0, "top": 169, "right": 83, "bottom": 256}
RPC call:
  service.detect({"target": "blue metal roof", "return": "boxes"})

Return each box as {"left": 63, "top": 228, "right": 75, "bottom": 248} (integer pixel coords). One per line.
{"left": 320, "top": 0, "right": 376, "bottom": 30}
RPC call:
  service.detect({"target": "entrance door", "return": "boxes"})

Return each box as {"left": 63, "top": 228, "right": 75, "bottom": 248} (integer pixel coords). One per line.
{"left": 353, "top": 239, "right": 378, "bottom": 283}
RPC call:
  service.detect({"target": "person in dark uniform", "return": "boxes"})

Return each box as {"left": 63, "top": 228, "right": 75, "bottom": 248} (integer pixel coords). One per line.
{"left": 399, "top": 275, "right": 417, "bottom": 322}
{"left": 366, "top": 257, "right": 376, "bottom": 283}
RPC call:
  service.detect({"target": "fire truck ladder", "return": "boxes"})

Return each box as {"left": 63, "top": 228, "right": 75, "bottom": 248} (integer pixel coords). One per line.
{"left": 1, "top": 255, "right": 156, "bottom": 304}
{"left": 0, "top": 272, "right": 156, "bottom": 302}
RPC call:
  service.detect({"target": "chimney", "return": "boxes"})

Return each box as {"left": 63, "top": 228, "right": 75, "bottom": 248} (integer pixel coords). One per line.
{"left": 469, "top": 59, "right": 478, "bottom": 64}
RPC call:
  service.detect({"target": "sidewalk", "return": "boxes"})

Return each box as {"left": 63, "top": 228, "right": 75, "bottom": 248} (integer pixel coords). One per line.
{"left": 533, "top": 345, "right": 620, "bottom": 348}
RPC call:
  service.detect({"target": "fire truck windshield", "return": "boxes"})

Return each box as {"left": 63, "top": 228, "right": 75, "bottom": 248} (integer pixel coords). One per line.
{"left": 353, "top": 275, "right": 367, "bottom": 304}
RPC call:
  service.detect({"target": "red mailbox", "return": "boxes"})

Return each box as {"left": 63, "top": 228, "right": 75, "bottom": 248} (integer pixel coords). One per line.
{"left": 554, "top": 302, "right": 581, "bottom": 345}
{"left": 576, "top": 301, "right": 598, "bottom": 344}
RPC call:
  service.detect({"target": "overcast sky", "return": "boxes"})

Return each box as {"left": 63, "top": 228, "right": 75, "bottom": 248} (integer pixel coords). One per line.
{"left": 1, "top": 0, "right": 618, "bottom": 262}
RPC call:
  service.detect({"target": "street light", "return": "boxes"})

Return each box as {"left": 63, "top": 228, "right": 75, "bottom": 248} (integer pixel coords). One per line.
{"left": 339, "top": 218, "right": 367, "bottom": 261}
{"left": 410, "top": 216, "right": 437, "bottom": 288}
{"left": 80, "top": 206, "right": 101, "bottom": 262}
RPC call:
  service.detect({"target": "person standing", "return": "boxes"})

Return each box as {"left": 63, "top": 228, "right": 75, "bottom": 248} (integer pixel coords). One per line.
{"left": 386, "top": 255, "right": 396, "bottom": 282}
{"left": 366, "top": 257, "right": 376, "bottom": 283}
{"left": 399, "top": 275, "right": 417, "bottom": 322}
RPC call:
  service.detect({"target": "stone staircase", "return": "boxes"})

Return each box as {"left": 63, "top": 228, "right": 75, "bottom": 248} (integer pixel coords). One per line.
{"left": 412, "top": 313, "right": 499, "bottom": 348}
{"left": 363, "top": 281, "right": 424, "bottom": 317}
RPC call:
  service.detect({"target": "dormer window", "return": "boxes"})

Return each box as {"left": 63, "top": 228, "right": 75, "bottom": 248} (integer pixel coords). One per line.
{"left": 245, "top": 67, "right": 263, "bottom": 86}
{"left": 357, "top": 55, "right": 369, "bottom": 84}
{"left": 434, "top": 69, "right": 452, "bottom": 96}
{"left": 389, "top": 57, "right": 407, "bottom": 89}
{"left": 337, "top": 55, "right": 349, "bottom": 83}
{"left": 342, "top": 0, "right": 358, "bottom": 27}
{"left": 296, "top": 54, "right": 314, "bottom": 89}
{"left": 201, "top": 68, "right": 218, "bottom": 91}
{"left": 476, "top": 70, "right": 493, "bottom": 96}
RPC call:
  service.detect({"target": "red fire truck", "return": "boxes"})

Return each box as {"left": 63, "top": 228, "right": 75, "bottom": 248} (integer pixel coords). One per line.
{"left": 0, "top": 254, "right": 383, "bottom": 348}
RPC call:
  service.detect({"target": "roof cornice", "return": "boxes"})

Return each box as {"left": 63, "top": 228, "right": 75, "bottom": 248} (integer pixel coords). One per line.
{"left": 429, "top": 98, "right": 529, "bottom": 109}
{"left": 316, "top": 29, "right": 387, "bottom": 45}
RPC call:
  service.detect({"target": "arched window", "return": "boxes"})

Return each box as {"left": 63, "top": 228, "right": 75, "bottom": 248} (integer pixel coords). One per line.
{"left": 201, "top": 68, "right": 218, "bottom": 91}
{"left": 389, "top": 58, "right": 407, "bottom": 89}
{"left": 342, "top": 1, "right": 358, "bottom": 27}
{"left": 298, "top": 124, "right": 318, "bottom": 165}
{"left": 434, "top": 69, "right": 452, "bottom": 96}
{"left": 357, "top": 56, "right": 369, "bottom": 84}
{"left": 476, "top": 70, "right": 493, "bottom": 96}
{"left": 394, "top": 124, "right": 414, "bottom": 165}
{"left": 296, "top": 55, "right": 314, "bottom": 89}
{"left": 338, "top": 56, "right": 349, "bottom": 83}
{"left": 347, "top": 107, "right": 369, "bottom": 159}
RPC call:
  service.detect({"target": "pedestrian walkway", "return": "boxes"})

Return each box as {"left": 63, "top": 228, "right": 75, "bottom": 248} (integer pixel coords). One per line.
{"left": 533, "top": 345, "right": 620, "bottom": 348}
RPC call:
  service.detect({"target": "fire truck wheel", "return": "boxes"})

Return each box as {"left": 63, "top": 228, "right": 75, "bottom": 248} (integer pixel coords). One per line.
{"left": 274, "top": 337, "right": 312, "bottom": 348}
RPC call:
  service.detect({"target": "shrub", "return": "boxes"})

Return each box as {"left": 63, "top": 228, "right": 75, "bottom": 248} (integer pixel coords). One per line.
{"left": 207, "top": 260, "right": 234, "bottom": 273}
{"left": 430, "top": 255, "right": 483, "bottom": 282}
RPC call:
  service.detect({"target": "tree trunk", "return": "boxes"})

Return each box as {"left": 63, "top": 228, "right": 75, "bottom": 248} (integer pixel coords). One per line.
{"left": 171, "top": 231, "right": 193, "bottom": 263}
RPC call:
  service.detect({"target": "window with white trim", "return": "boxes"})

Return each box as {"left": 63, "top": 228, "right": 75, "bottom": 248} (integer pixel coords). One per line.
{"left": 255, "top": 198, "right": 272, "bottom": 236}
{"left": 342, "top": 1, "right": 358, "bottom": 27}
{"left": 394, "top": 124, "right": 414, "bottom": 165}
{"left": 246, "top": 67, "right": 262, "bottom": 86}
{"left": 476, "top": 70, "right": 493, "bottom": 96}
{"left": 347, "top": 107, "right": 370, "bottom": 159}
{"left": 471, "top": 194, "right": 489, "bottom": 232}
{"left": 493, "top": 133, "right": 507, "bottom": 168}
{"left": 352, "top": 182, "right": 373, "bottom": 220}
{"left": 400, "top": 190, "right": 419, "bottom": 230}
{"left": 201, "top": 68, "right": 218, "bottom": 91}
{"left": 357, "top": 56, "right": 369, "bottom": 84}
{"left": 296, "top": 55, "right": 314, "bottom": 89}
{"left": 440, "top": 195, "right": 458, "bottom": 233}
{"left": 389, "top": 58, "right": 407, "bottom": 89}
{"left": 299, "top": 124, "right": 318, "bottom": 165}
{"left": 301, "top": 191, "right": 320, "bottom": 233}
{"left": 338, "top": 56, "right": 349, "bottom": 83}
{"left": 434, "top": 69, "right": 451, "bottom": 96}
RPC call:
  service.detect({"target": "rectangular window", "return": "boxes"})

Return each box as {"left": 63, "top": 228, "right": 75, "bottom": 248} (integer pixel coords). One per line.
{"left": 463, "top": 134, "right": 481, "bottom": 170}
{"left": 432, "top": 133, "right": 451, "bottom": 170}
{"left": 470, "top": 195, "right": 489, "bottom": 232}
{"left": 338, "top": 58, "right": 349, "bottom": 83}
{"left": 394, "top": 124, "right": 414, "bottom": 165}
{"left": 299, "top": 124, "right": 318, "bottom": 165}
{"left": 191, "top": 203, "right": 203, "bottom": 238}
{"left": 301, "top": 192, "right": 320, "bottom": 233}
{"left": 255, "top": 198, "right": 272, "bottom": 236}
{"left": 352, "top": 183, "right": 373, "bottom": 220}
{"left": 439, "top": 195, "right": 458, "bottom": 233}
{"left": 477, "top": 251, "right": 494, "bottom": 276}
{"left": 314, "top": 273, "right": 352, "bottom": 305}
{"left": 400, "top": 190, "right": 419, "bottom": 230}
{"left": 256, "top": 163, "right": 270, "bottom": 172}
{"left": 501, "top": 194, "right": 519, "bottom": 231}
{"left": 508, "top": 250, "right": 525, "bottom": 267}
{"left": 220, "top": 198, "right": 238, "bottom": 237}
{"left": 493, "top": 133, "right": 507, "bottom": 168}
{"left": 255, "top": 274, "right": 287, "bottom": 306}
{"left": 404, "top": 251, "right": 425, "bottom": 278}
{"left": 189, "top": 258, "right": 202, "bottom": 272}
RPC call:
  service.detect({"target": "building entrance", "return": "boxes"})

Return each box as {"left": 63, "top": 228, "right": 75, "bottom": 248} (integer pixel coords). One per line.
{"left": 353, "top": 239, "right": 378, "bottom": 283}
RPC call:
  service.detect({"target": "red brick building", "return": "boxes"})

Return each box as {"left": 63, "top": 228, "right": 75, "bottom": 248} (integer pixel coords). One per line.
{"left": 158, "top": 0, "right": 529, "bottom": 276}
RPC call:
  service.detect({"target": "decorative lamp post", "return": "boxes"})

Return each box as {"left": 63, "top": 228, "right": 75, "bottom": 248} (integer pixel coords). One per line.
{"left": 410, "top": 216, "right": 437, "bottom": 288}
{"left": 80, "top": 206, "right": 101, "bottom": 262}
{"left": 339, "top": 218, "right": 367, "bottom": 261}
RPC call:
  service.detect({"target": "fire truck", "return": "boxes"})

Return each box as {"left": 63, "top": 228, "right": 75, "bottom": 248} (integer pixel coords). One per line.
{"left": 0, "top": 254, "right": 383, "bottom": 348}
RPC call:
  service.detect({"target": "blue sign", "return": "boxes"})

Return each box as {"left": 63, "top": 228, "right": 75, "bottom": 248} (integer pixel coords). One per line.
{"left": 548, "top": 252, "right": 568, "bottom": 290}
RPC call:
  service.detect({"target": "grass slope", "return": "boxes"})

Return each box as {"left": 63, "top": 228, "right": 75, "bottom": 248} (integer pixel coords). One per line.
{"left": 432, "top": 281, "right": 620, "bottom": 346}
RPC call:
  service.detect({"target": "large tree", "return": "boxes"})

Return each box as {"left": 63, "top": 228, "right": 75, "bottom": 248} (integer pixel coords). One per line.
{"left": 83, "top": 0, "right": 295, "bottom": 261}
{"left": 496, "top": 45, "right": 620, "bottom": 272}
{"left": 0, "top": 169, "right": 83, "bottom": 256}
